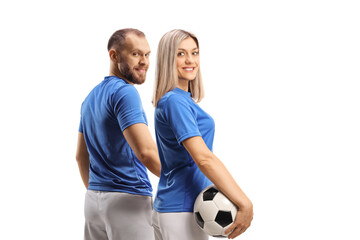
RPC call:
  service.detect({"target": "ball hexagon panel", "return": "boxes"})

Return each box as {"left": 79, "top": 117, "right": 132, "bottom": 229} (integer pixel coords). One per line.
{"left": 212, "top": 192, "right": 234, "bottom": 212}
{"left": 203, "top": 221, "right": 224, "bottom": 236}
{"left": 230, "top": 205, "right": 237, "bottom": 221}
{"left": 199, "top": 201, "right": 219, "bottom": 221}
{"left": 194, "top": 193, "right": 203, "bottom": 212}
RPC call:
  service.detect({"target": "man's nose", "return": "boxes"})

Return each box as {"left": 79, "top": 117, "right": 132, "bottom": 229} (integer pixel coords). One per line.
{"left": 139, "top": 56, "right": 148, "bottom": 65}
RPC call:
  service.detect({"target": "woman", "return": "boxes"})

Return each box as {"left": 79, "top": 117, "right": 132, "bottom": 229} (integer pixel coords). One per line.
{"left": 152, "top": 29, "right": 253, "bottom": 240}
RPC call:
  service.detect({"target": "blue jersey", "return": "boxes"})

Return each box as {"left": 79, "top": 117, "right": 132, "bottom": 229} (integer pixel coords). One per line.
{"left": 154, "top": 87, "right": 214, "bottom": 212}
{"left": 79, "top": 76, "right": 152, "bottom": 196}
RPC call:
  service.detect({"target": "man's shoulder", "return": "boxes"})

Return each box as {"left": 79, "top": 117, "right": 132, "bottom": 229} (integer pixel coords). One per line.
{"left": 102, "top": 77, "right": 138, "bottom": 98}
{"left": 110, "top": 84, "right": 142, "bottom": 108}
{"left": 114, "top": 83, "right": 139, "bottom": 99}
{"left": 104, "top": 76, "right": 133, "bottom": 90}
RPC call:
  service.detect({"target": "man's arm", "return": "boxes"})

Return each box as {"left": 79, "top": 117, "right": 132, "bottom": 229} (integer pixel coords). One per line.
{"left": 76, "top": 132, "right": 90, "bottom": 188}
{"left": 123, "top": 123, "right": 161, "bottom": 177}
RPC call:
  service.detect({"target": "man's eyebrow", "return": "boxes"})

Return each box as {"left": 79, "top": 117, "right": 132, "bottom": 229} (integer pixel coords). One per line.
{"left": 132, "top": 49, "right": 151, "bottom": 54}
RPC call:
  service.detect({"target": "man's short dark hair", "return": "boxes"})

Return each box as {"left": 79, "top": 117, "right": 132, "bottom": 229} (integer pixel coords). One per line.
{"left": 107, "top": 28, "right": 145, "bottom": 52}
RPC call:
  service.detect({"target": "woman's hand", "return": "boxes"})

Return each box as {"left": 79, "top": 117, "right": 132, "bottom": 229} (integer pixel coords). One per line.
{"left": 225, "top": 201, "right": 253, "bottom": 239}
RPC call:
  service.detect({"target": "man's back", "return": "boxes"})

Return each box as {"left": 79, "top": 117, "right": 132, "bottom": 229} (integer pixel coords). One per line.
{"left": 79, "top": 75, "right": 152, "bottom": 195}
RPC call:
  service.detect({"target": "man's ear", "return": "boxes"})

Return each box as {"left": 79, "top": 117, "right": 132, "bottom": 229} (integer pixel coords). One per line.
{"left": 109, "top": 49, "right": 118, "bottom": 62}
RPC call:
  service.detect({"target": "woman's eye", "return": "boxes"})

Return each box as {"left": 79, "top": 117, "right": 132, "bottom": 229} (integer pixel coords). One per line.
{"left": 193, "top": 51, "right": 199, "bottom": 56}
{"left": 177, "top": 52, "right": 185, "bottom": 56}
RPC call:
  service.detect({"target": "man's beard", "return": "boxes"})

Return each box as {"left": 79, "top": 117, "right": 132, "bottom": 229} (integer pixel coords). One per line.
{"left": 118, "top": 61, "right": 146, "bottom": 85}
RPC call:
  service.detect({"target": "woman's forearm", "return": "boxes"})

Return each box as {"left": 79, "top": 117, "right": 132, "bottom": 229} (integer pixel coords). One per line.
{"left": 183, "top": 136, "right": 252, "bottom": 209}
{"left": 197, "top": 154, "right": 252, "bottom": 209}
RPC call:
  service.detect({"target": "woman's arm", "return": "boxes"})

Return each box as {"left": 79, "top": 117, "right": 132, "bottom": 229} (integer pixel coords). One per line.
{"left": 182, "top": 136, "right": 253, "bottom": 239}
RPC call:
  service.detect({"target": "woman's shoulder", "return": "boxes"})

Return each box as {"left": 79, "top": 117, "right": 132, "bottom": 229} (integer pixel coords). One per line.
{"left": 158, "top": 89, "right": 190, "bottom": 108}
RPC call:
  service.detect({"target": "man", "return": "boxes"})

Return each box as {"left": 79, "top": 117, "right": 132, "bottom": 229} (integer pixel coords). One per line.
{"left": 76, "top": 28, "right": 161, "bottom": 240}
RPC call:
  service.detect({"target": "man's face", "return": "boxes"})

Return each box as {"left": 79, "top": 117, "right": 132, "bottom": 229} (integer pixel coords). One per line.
{"left": 117, "top": 34, "right": 151, "bottom": 85}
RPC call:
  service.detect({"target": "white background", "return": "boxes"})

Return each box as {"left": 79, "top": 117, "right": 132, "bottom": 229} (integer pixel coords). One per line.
{"left": 1, "top": 0, "right": 359, "bottom": 239}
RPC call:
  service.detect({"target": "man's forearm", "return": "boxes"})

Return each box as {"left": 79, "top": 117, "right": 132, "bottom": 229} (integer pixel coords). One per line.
{"left": 140, "top": 149, "right": 161, "bottom": 177}
{"left": 76, "top": 132, "right": 90, "bottom": 188}
{"left": 77, "top": 158, "right": 90, "bottom": 188}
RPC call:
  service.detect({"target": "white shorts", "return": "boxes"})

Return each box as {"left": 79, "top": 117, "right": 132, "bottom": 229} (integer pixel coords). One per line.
{"left": 153, "top": 210, "right": 208, "bottom": 240}
{"left": 84, "top": 190, "right": 155, "bottom": 240}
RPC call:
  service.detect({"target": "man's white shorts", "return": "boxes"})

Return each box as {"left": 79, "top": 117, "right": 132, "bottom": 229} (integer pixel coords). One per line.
{"left": 84, "top": 190, "right": 154, "bottom": 240}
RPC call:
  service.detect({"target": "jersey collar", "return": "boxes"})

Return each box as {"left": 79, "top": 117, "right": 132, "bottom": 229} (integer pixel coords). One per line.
{"left": 174, "top": 87, "right": 191, "bottom": 97}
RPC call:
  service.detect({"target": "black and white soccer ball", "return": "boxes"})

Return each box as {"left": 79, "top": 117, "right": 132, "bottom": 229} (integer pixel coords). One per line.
{"left": 194, "top": 185, "right": 237, "bottom": 238}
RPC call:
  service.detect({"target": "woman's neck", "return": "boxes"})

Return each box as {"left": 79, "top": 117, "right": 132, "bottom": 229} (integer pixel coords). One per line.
{"left": 177, "top": 79, "right": 189, "bottom": 92}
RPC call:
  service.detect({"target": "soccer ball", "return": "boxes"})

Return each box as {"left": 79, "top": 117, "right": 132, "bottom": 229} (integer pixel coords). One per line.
{"left": 193, "top": 185, "right": 237, "bottom": 238}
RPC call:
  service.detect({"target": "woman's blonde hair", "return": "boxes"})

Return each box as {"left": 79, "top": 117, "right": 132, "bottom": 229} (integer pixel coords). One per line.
{"left": 152, "top": 29, "right": 204, "bottom": 107}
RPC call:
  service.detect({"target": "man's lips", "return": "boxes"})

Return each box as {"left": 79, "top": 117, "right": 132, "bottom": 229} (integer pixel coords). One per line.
{"left": 135, "top": 68, "right": 147, "bottom": 74}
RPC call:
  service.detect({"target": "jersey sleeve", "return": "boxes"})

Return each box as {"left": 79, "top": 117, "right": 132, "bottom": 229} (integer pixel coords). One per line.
{"left": 164, "top": 95, "right": 201, "bottom": 145}
{"left": 112, "top": 85, "right": 148, "bottom": 131}
{"left": 79, "top": 120, "right": 83, "bottom": 133}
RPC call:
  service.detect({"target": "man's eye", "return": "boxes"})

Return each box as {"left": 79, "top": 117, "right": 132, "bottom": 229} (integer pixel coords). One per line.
{"left": 145, "top": 53, "right": 150, "bottom": 57}
{"left": 133, "top": 53, "right": 139, "bottom": 56}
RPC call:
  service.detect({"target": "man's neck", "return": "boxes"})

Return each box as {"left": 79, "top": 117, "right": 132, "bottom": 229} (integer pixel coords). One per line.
{"left": 109, "top": 67, "right": 133, "bottom": 85}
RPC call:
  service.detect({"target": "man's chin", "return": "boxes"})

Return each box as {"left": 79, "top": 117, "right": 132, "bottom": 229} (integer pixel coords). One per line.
{"left": 135, "top": 79, "right": 145, "bottom": 85}
{"left": 132, "top": 74, "right": 146, "bottom": 85}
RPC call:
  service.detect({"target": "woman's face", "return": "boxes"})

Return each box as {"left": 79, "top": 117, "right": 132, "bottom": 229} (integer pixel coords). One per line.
{"left": 176, "top": 37, "right": 199, "bottom": 81}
